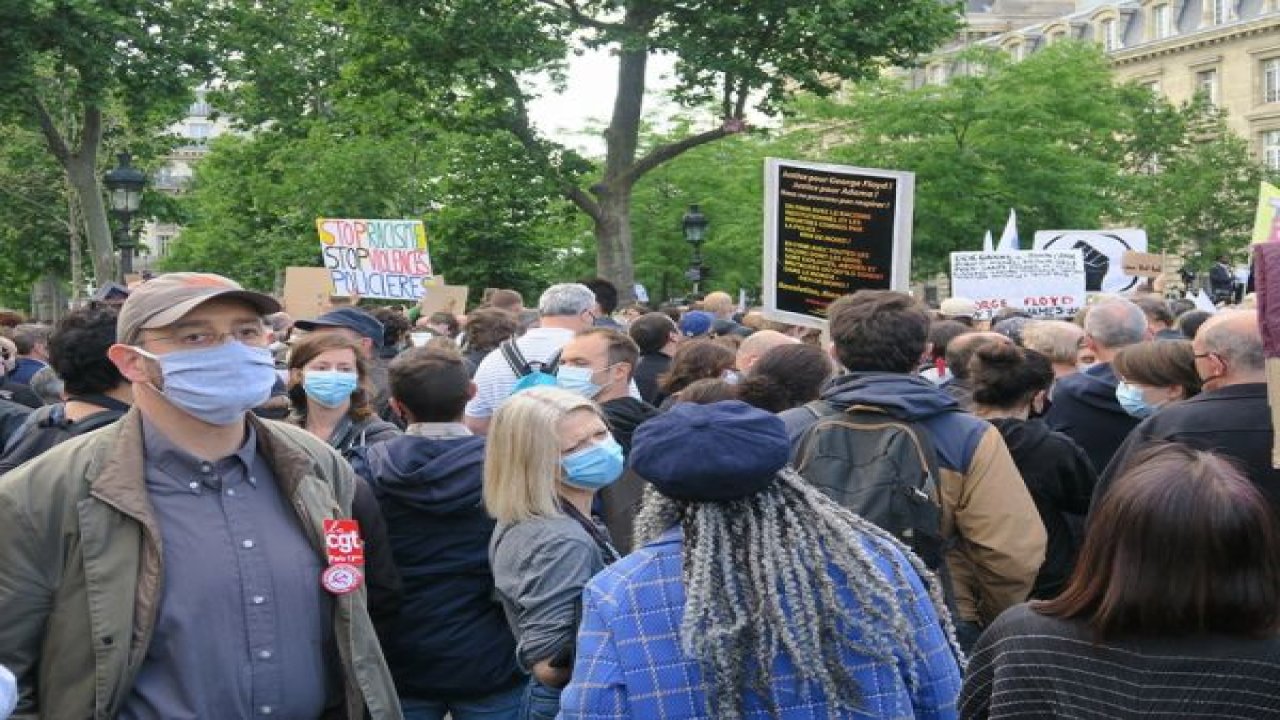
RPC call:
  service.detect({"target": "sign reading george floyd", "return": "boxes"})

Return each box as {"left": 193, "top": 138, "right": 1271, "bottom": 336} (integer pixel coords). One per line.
{"left": 317, "top": 218, "right": 434, "bottom": 300}
{"left": 950, "top": 250, "right": 1087, "bottom": 320}
{"left": 762, "top": 159, "right": 914, "bottom": 328}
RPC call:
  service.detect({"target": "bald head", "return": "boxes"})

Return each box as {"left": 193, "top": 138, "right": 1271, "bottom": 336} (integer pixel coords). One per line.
{"left": 1195, "top": 310, "right": 1264, "bottom": 389}
{"left": 946, "top": 332, "right": 1011, "bottom": 381}
{"left": 737, "top": 330, "right": 799, "bottom": 373}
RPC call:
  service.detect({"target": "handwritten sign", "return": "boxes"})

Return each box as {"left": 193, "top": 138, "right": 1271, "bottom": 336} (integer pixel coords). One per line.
{"left": 762, "top": 158, "right": 914, "bottom": 328}
{"left": 1032, "top": 229, "right": 1147, "bottom": 294}
{"left": 1122, "top": 251, "right": 1165, "bottom": 278}
{"left": 950, "top": 251, "right": 1086, "bottom": 320}
{"left": 316, "top": 218, "right": 433, "bottom": 300}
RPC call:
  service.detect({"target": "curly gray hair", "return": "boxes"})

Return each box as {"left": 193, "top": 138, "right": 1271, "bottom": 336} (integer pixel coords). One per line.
{"left": 634, "top": 468, "right": 961, "bottom": 719}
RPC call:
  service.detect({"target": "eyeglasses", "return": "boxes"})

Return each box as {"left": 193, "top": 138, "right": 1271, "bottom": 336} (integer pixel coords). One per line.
{"left": 1193, "top": 352, "right": 1214, "bottom": 360}
{"left": 145, "top": 324, "right": 267, "bottom": 350}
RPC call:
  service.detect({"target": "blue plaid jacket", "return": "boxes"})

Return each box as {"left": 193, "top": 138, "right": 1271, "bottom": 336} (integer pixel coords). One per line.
{"left": 559, "top": 528, "right": 962, "bottom": 719}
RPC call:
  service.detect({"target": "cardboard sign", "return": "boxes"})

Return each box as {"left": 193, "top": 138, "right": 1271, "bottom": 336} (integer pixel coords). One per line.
{"left": 1252, "top": 181, "right": 1280, "bottom": 245}
{"left": 417, "top": 284, "right": 469, "bottom": 318}
{"left": 282, "top": 267, "right": 341, "bottom": 320}
{"left": 1032, "top": 229, "right": 1148, "bottom": 294}
{"left": 950, "top": 251, "right": 1086, "bottom": 320}
{"left": 317, "top": 218, "right": 433, "bottom": 300}
{"left": 762, "top": 158, "right": 914, "bottom": 328}
{"left": 1122, "top": 251, "right": 1165, "bottom": 278}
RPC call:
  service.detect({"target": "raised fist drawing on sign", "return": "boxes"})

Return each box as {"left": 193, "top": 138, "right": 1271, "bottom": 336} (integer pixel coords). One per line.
{"left": 1073, "top": 240, "right": 1109, "bottom": 292}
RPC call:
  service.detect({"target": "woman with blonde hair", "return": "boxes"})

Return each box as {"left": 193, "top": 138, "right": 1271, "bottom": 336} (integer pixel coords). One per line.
{"left": 484, "top": 387, "right": 623, "bottom": 720}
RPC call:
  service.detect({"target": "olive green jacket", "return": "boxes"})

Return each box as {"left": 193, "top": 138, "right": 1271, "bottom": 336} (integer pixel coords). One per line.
{"left": 0, "top": 409, "right": 403, "bottom": 719}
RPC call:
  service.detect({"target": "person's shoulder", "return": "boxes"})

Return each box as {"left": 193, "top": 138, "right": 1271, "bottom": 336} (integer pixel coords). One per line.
{"left": 258, "top": 418, "right": 348, "bottom": 468}
{"left": 497, "top": 515, "right": 590, "bottom": 548}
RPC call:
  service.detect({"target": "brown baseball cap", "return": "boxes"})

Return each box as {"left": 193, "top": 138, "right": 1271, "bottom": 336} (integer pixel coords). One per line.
{"left": 118, "top": 272, "right": 282, "bottom": 344}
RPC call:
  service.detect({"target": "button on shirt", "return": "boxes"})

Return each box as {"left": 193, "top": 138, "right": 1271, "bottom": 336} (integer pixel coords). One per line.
{"left": 119, "top": 421, "right": 334, "bottom": 720}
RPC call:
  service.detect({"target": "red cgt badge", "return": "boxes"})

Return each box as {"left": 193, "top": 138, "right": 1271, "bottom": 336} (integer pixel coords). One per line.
{"left": 322, "top": 519, "right": 365, "bottom": 595}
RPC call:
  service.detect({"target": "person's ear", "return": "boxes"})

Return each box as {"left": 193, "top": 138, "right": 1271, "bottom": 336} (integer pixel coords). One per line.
{"left": 107, "top": 344, "right": 154, "bottom": 384}
{"left": 389, "top": 397, "right": 412, "bottom": 424}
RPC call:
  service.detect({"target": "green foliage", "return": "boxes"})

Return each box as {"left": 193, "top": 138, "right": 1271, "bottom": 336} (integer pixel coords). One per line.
{"left": 0, "top": 124, "right": 72, "bottom": 307}
{"left": 164, "top": 123, "right": 580, "bottom": 303}
{"left": 784, "top": 42, "right": 1270, "bottom": 277}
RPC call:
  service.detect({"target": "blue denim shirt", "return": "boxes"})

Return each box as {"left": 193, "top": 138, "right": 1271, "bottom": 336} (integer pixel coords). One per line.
{"left": 119, "top": 420, "right": 336, "bottom": 719}
{"left": 560, "top": 527, "right": 962, "bottom": 719}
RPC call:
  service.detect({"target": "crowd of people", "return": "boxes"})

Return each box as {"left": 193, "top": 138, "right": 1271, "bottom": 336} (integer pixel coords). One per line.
{"left": 0, "top": 270, "right": 1278, "bottom": 719}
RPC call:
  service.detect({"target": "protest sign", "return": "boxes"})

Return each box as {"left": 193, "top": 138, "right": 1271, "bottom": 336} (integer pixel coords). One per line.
{"left": 317, "top": 218, "right": 433, "bottom": 300}
{"left": 950, "top": 251, "right": 1086, "bottom": 320}
{"left": 1033, "top": 229, "right": 1147, "bottom": 294}
{"left": 1252, "top": 181, "right": 1280, "bottom": 245}
{"left": 1122, "top": 251, "right": 1165, "bottom": 278}
{"left": 762, "top": 158, "right": 914, "bottom": 327}
{"left": 418, "top": 284, "right": 469, "bottom": 319}
{"left": 282, "top": 267, "right": 340, "bottom": 319}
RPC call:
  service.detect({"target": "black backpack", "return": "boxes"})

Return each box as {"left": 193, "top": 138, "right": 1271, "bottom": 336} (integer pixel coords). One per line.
{"left": 793, "top": 401, "right": 945, "bottom": 570}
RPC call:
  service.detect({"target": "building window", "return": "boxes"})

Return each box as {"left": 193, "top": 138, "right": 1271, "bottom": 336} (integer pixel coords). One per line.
{"left": 928, "top": 64, "right": 947, "bottom": 85}
{"left": 1210, "top": 0, "right": 1231, "bottom": 25}
{"left": 1264, "top": 130, "right": 1280, "bottom": 171}
{"left": 1265, "top": 59, "right": 1280, "bottom": 103}
{"left": 1197, "top": 69, "right": 1219, "bottom": 106}
{"left": 1143, "top": 80, "right": 1162, "bottom": 95}
{"left": 1152, "top": 4, "right": 1173, "bottom": 39}
{"left": 1008, "top": 42, "right": 1026, "bottom": 61}
{"left": 1100, "top": 18, "right": 1120, "bottom": 50}
{"left": 156, "top": 234, "right": 175, "bottom": 258}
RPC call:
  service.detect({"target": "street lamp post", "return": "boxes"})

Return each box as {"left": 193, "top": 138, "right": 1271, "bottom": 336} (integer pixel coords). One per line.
{"left": 682, "top": 203, "right": 709, "bottom": 295}
{"left": 103, "top": 152, "right": 146, "bottom": 282}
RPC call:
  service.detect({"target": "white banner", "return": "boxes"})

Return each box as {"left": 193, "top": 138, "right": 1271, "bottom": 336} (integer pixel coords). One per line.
{"left": 1032, "top": 229, "right": 1148, "bottom": 294}
{"left": 950, "top": 251, "right": 1086, "bottom": 320}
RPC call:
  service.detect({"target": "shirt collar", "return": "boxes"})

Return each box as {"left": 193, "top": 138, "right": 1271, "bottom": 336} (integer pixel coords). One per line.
{"left": 143, "top": 417, "right": 259, "bottom": 490}
{"left": 406, "top": 422, "right": 472, "bottom": 439}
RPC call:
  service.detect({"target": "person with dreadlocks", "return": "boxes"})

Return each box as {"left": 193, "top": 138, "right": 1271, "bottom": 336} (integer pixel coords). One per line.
{"left": 559, "top": 400, "right": 963, "bottom": 719}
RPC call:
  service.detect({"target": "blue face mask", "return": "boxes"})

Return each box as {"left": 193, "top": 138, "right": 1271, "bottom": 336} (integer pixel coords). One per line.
{"left": 561, "top": 436, "right": 625, "bottom": 490}
{"left": 1115, "top": 381, "right": 1154, "bottom": 419}
{"left": 556, "top": 365, "right": 602, "bottom": 398}
{"left": 135, "top": 342, "right": 277, "bottom": 426}
{"left": 303, "top": 370, "right": 359, "bottom": 408}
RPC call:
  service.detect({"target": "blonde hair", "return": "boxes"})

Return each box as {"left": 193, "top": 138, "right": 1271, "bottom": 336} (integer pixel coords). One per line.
{"left": 483, "top": 386, "right": 604, "bottom": 524}
{"left": 1022, "top": 320, "right": 1085, "bottom": 366}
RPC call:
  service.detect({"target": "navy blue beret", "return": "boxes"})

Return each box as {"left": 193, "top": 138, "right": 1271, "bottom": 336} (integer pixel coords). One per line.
{"left": 630, "top": 400, "right": 791, "bottom": 502}
{"left": 294, "top": 307, "right": 385, "bottom": 348}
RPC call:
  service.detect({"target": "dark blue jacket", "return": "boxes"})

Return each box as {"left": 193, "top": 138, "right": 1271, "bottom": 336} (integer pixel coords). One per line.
{"left": 362, "top": 434, "right": 524, "bottom": 700}
{"left": 1043, "top": 363, "right": 1140, "bottom": 473}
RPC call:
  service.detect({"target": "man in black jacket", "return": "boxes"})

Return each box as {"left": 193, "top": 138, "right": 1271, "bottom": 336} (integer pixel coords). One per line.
{"left": 1045, "top": 299, "right": 1148, "bottom": 473}
{"left": 361, "top": 345, "right": 525, "bottom": 716}
{"left": 1097, "top": 310, "right": 1277, "bottom": 509}
{"left": 628, "top": 312, "right": 679, "bottom": 406}
{"left": 558, "top": 328, "right": 659, "bottom": 551}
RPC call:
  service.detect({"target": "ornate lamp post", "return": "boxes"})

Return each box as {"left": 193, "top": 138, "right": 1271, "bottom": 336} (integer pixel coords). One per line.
{"left": 682, "top": 203, "right": 709, "bottom": 294}
{"left": 103, "top": 152, "right": 146, "bottom": 281}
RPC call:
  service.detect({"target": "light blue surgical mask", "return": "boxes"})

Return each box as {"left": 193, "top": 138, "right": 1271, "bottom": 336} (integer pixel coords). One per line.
{"left": 556, "top": 365, "right": 602, "bottom": 398}
{"left": 561, "top": 436, "right": 625, "bottom": 490}
{"left": 303, "top": 370, "right": 359, "bottom": 408}
{"left": 134, "top": 341, "right": 277, "bottom": 425}
{"left": 1115, "top": 381, "right": 1154, "bottom": 419}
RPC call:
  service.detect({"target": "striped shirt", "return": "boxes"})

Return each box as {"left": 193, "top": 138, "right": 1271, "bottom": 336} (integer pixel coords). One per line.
{"left": 961, "top": 603, "right": 1280, "bottom": 719}
{"left": 465, "top": 327, "right": 575, "bottom": 420}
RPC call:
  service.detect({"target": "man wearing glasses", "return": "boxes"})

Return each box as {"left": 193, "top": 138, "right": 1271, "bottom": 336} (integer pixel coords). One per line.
{"left": 1095, "top": 310, "right": 1276, "bottom": 510}
{"left": 0, "top": 273, "right": 402, "bottom": 719}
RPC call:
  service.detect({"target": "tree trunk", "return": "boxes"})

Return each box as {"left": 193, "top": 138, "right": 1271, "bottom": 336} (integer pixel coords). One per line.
{"left": 68, "top": 186, "right": 84, "bottom": 302}
{"left": 594, "top": 186, "right": 636, "bottom": 302}
{"left": 65, "top": 147, "right": 115, "bottom": 286}
{"left": 31, "top": 100, "right": 115, "bottom": 286}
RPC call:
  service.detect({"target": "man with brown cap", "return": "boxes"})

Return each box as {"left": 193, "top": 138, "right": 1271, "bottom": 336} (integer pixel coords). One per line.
{"left": 0, "top": 273, "right": 402, "bottom": 719}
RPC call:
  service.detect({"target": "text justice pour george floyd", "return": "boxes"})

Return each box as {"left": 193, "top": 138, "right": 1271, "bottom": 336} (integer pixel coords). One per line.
{"left": 317, "top": 218, "right": 434, "bottom": 300}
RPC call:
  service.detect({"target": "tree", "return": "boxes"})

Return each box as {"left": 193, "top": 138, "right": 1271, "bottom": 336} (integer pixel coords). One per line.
{"left": 228, "top": 0, "right": 962, "bottom": 301}
{"left": 165, "top": 122, "right": 580, "bottom": 303}
{"left": 0, "top": 1, "right": 215, "bottom": 283}
{"left": 0, "top": 124, "right": 75, "bottom": 308}
{"left": 782, "top": 42, "right": 1270, "bottom": 278}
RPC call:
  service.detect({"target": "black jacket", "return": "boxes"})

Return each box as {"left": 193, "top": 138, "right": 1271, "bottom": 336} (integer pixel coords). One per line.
{"left": 362, "top": 433, "right": 523, "bottom": 699}
{"left": 989, "top": 418, "right": 1096, "bottom": 599}
{"left": 1096, "top": 383, "right": 1280, "bottom": 510}
{"left": 1044, "top": 363, "right": 1140, "bottom": 474}
{"left": 599, "top": 396, "right": 660, "bottom": 552}
{"left": 633, "top": 352, "right": 671, "bottom": 407}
